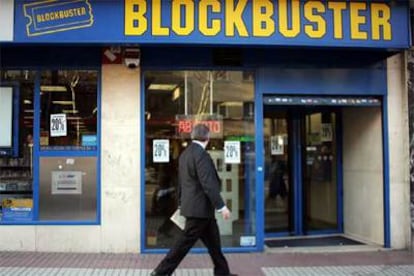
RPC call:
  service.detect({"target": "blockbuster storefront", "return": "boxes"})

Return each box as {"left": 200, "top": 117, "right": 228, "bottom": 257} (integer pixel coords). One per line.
{"left": 0, "top": 0, "right": 412, "bottom": 253}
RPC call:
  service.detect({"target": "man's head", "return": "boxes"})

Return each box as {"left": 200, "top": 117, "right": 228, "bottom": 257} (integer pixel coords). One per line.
{"left": 191, "top": 124, "right": 210, "bottom": 142}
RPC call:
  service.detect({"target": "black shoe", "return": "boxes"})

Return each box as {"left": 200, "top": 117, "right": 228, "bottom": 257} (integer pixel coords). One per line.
{"left": 150, "top": 271, "right": 171, "bottom": 276}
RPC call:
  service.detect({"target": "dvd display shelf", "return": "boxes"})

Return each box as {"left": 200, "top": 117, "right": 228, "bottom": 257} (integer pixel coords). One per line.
{"left": 0, "top": 164, "right": 33, "bottom": 195}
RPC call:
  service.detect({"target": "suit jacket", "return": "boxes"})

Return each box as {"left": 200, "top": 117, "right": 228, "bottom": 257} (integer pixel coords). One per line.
{"left": 178, "top": 142, "right": 225, "bottom": 218}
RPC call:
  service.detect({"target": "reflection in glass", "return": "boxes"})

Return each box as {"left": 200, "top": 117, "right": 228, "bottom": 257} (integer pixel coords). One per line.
{"left": 304, "top": 112, "right": 337, "bottom": 231}
{"left": 263, "top": 111, "right": 291, "bottom": 233}
{"left": 40, "top": 70, "right": 98, "bottom": 150}
{"left": 144, "top": 71, "right": 255, "bottom": 249}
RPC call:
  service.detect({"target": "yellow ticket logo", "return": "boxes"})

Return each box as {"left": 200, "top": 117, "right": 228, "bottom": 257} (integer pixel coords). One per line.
{"left": 23, "top": 0, "right": 94, "bottom": 37}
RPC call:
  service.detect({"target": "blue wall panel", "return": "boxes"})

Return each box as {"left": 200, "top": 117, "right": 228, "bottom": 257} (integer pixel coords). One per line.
{"left": 258, "top": 67, "right": 386, "bottom": 95}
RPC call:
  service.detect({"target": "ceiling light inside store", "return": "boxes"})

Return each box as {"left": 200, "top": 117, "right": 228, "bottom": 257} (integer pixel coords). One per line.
{"left": 172, "top": 87, "right": 180, "bottom": 101}
{"left": 24, "top": 99, "right": 32, "bottom": 104}
{"left": 66, "top": 116, "right": 82, "bottom": 120}
{"left": 219, "top": 101, "right": 243, "bottom": 107}
{"left": 40, "top": 85, "right": 67, "bottom": 92}
{"left": 148, "top": 84, "right": 177, "bottom": 91}
{"left": 63, "top": 109, "right": 79, "bottom": 114}
{"left": 52, "top": 100, "right": 74, "bottom": 105}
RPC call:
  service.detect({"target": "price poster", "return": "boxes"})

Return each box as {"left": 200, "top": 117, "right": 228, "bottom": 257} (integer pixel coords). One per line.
{"left": 224, "top": 141, "right": 240, "bottom": 164}
{"left": 271, "top": 135, "right": 284, "bottom": 155}
{"left": 50, "top": 113, "right": 67, "bottom": 137}
{"left": 153, "top": 139, "right": 169, "bottom": 163}
{"left": 320, "top": 123, "right": 333, "bottom": 142}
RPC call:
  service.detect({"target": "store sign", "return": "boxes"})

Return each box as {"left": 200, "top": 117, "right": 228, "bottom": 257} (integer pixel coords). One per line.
{"left": 22, "top": 0, "right": 93, "bottom": 37}
{"left": 13, "top": 0, "right": 410, "bottom": 49}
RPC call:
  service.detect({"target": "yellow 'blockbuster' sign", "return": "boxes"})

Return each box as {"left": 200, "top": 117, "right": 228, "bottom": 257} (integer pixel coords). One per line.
{"left": 124, "top": 0, "right": 409, "bottom": 48}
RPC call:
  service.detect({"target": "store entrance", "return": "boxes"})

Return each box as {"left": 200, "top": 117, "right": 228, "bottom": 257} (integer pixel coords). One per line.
{"left": 263, "top": 105, "right": 339, "bottom": 237}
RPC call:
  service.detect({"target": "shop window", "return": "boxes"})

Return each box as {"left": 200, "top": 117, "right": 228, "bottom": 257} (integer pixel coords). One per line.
{"left": 40, "top": 70, "right": 98, "bottom": 150}
{"left": 0, "top": 70, "right": 35, "bottom": 222}
{"left": 144, "top": 70, "right": 256, "bottom": 249}
{"left": 0, "top": 70, "right": 99, "bottom": 223}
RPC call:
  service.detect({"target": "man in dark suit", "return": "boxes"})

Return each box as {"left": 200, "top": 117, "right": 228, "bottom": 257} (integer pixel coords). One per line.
{"left": 151, "top": 124, "right": 237, "bottom": 276}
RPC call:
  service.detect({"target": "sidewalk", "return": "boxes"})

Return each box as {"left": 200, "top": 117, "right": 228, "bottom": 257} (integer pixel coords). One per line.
{"left": 1, "top": 249, "right": 414, "bottom": 275}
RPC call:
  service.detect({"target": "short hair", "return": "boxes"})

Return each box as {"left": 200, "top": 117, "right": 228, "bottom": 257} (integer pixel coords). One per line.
{"left": 191, "top": 124, "right": 210, "bottom": 141}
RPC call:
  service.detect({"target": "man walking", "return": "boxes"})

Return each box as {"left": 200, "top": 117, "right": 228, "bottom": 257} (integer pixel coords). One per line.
{"left": 151, "top": 124, "right": 237, "bottom": 276}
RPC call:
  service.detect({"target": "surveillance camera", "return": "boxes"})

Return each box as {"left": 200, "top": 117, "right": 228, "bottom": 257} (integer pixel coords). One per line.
{"left": 124, "top": 48, "right": 140, "bottom": 69}
{"left": 125, "top": 58, "right": 139, "bottom": 69}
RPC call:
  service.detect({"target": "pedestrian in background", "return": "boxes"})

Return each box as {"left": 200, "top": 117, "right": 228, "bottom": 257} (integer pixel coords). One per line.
{"left": 151, "top": 124, "right": 237, "bottom": 276}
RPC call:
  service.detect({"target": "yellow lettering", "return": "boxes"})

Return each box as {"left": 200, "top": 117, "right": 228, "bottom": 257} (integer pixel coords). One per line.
{"left": 199, "top": 0, "right": 220, "bottom": 36}
{"left": 371, "top": 3, "right": 391, "bottom": 40}
{"left": 279, "top": 0, "right": 300, "bottom": 38}
{"left": 125, "top": 0, "right": 147, "bottom": 35}
{"left": 350, "top": 2, "right": 367, "bottom": 40}
{"left": 172, "top": 0, "right": 194, "bottom": 35}
{"left": 225, "top": 0, "right": 248, "bottom": 37}
{"left": 304, "top": 1, "right": 326, "bottom": 38}
{"left": 152, "top": 0, "right": 169, "bottom": 36}
{"left": 252, "top": 0, "right": 274, "bottom": 37}
{"left": 327, "top": 2, "right": 346, "bottom": 39}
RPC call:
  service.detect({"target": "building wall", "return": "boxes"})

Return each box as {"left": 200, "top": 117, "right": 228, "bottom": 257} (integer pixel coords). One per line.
{"left": 0, "top": 0, "right": 14, "bottom": 42}
{"left": 388, "top": 53, "right": 411, "bottom": 249}
{"left": 343, "top": 107, "right": 384, "bottom": 245}
{"left": 100, "top": 64, "right": 141, "bottom": 252}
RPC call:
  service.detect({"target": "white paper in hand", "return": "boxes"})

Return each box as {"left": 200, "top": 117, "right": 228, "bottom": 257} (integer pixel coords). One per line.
{"left": 170, "top": 208, "right": 186, "bottom": 230}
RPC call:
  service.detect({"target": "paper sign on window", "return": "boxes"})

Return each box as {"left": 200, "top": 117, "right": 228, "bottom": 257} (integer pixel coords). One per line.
{"left": 153, "top": 139, "right": 169, "bottom": 163}
{"left": 320, "top": 123, "right": 333, "bottom": 142}
{"left": 51, "top": 171, "right": 82, "bottom": 194}
{"left": 224, "top": 141, "right": 240, "bottom": 164}
{"left": 271, "top": 135, "right": 284, "bottom": 155}
{"left": 50, "top": 113, "right": 67, "bottom": 137}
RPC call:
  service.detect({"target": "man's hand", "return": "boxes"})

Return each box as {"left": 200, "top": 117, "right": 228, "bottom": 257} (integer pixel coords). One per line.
{"left": 221, "top": 206, "right": 231, "bottom": 220}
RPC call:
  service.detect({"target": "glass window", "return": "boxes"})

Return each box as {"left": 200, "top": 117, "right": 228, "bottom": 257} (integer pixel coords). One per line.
{"left": 38, "top": 70, "right": 99, "bottom": 222}
{"left": 0, "top": 69, "right": 99, "bottom": 223}
{"left": 0, "top": 70, "right": 35, "bottom": 222}
{"left": 144, "top": 71, "right": 255, "bottom": 249}
{"left": 40, "top": 70, "right": 98, "bottom": 150}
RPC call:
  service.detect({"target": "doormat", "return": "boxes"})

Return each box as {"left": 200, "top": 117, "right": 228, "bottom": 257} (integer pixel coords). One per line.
{"left": 265, "top": 236, "right": 364, "bottom": 247}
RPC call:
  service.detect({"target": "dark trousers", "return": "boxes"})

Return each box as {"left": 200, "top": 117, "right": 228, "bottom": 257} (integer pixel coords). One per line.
{"left": 154, "top": 217, "right": 230, "bottom": 275}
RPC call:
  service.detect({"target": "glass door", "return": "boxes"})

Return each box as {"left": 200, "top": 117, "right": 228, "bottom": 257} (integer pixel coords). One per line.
{"left": 264, "top": 106, "right": 339, "bottom": 237}
{"left": 302, "top": 110, "right": 338, "bottom": 234}
{"left": 263, "top": 107, "right": 292, "bottom": 235}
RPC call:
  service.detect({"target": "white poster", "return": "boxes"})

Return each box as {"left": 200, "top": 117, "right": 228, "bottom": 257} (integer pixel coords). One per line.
{"left": 224, "top": 141, "right": 240, "bottom": 164}
{"left": 50, "top": 113, "right": 67, "bottom": 137}
{"left": 0, "top": 87, "right": 13, "bottom": 147}
{"left": 51, "top": 171, "right": 82, "bottom": 194}
{"left": 271, "top": 135, "right": 284, "bottom": 155}
{"left": 321, "top": 123, "right": 333, "bottom": 142}
{"left": 153, "top": 139, "right": 169, "bottom": 163}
